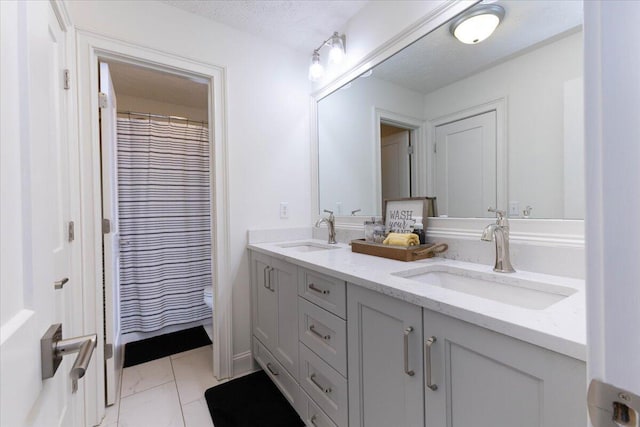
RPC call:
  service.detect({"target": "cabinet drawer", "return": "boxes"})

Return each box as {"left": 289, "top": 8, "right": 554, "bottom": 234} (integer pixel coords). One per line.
{"left": 298, "top": 268, "right": 346, "bottom": 319}
{"left": 301, "top": 389, "right": 338, "bottom": 427}
{"left": 299, "top": 344, "right": 348, "bottom": 427}
{"left": 299, "top": 298, "right": 347, "bottom": 376}
{"left": 253, "top": 337, "right": 302, "bottom": 417}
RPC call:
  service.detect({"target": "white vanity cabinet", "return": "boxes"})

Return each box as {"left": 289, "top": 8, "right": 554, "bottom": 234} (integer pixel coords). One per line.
{"left": 422, "top": 309, "right": 587, "bottom": 427}
{"left": 347, "top": 284, "right": 425, "bottom": 427}
{"left": 250, "top": 251, "right": 299, "bottom": 379}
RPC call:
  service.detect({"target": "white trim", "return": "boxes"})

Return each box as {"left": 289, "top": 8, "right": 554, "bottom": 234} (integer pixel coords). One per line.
{"left": 232, "top": 350, "right": 256, "bottom": 377}
{"left": 426, "top": 97, "right": 508, "bottom": 212}
{"left": 74, "top": 31, "right": 233, "bottom": 423}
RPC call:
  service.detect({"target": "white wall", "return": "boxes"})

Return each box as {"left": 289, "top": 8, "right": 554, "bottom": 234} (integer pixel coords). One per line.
{"left": 423, "top": 31, "right": 583, "bottom": 219}
{"left": 318, "top": 76, "right": 424, "bottom": 215}
{"left": 66, "top": 0, "right": 311, "bottom": 364}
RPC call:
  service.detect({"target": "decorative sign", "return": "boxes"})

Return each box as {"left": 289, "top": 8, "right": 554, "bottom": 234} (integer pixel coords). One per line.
{"left": 384, "top": 198, "right": 428, "bottom": 233}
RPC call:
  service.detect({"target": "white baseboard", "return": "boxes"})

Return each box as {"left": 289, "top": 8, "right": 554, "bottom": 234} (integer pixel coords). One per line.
{"left": 232, "top": 351, "right": 255, "bottom": 377}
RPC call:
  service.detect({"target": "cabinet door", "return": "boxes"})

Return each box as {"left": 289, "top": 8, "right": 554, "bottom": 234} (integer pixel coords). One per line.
{"left": 348, "top": 284, "right": 424, "bottom": 427}
{"left": 423, "top": 309, "right": 586, "bottom": 427}
{"left": 251, "top": 252, "right": 277, "bottom": 350}
{"left": 271, "top": 257, "right": 299, "bottom": 377}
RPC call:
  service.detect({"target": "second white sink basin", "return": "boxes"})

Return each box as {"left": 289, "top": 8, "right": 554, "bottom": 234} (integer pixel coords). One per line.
{"left": 393, "top": 264, "right": 577, "bottom": 310}
{"left": 278, "top": 241, "right": 340, "bottom": 253}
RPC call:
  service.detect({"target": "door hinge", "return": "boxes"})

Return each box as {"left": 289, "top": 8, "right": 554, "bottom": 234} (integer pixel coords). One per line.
{"left": 98, "top": 92, "right": 108, "bottom": 108}
{"left": 104, "top": 343, "right": 113, "bottom": 360}
{"left": 102, "top": 218, "right": 111, "bottom": 234}
{"left": 68, "top": 221, "right": 75, "bottom": 242}
{"left": 407, "top": 145, "right": 414, "bottom": 155}
{"left": 63, "top": 69, "right": 71, "bottom": 90}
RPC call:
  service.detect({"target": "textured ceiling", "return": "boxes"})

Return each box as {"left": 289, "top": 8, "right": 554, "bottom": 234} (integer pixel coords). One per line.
{"left": 371, "top": 0, "right": 583, "bottom": 94}
{"left": 107, "top": 61, "right": 208, "bottom": 110}
{"left": 161, "top": 0, "right": 369, "bottom": 53}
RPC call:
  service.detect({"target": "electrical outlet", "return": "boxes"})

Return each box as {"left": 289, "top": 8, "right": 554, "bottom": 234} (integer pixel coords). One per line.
{"left": 509, "top": 201, "right": 520, "bottom": 216}
{"left": 279, "top": 202, "right": 289, "bottom": 219}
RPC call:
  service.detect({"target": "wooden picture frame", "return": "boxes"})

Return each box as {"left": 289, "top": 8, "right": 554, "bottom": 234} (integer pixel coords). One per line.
{"left": 383, "top": 197, "right": 430, "bottom": 233}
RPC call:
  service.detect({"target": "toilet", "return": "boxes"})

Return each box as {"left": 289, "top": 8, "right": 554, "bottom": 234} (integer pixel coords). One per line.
{"left": 203, "top": 285, "right": 213, "bottom": 309}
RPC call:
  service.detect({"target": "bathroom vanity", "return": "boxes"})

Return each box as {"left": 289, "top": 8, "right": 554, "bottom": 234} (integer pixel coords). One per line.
{"left": 248, "top": 239, "right": 587, "bottom": 427}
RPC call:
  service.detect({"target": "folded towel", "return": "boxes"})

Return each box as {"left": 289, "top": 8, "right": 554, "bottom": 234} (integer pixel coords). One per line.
{"left": 383, "top": 232, "right": 420, "bottom": 247}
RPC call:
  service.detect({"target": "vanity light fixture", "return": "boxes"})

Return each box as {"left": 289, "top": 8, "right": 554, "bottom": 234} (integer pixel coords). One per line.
{"left": 308, "top": 31, "right": 346, "bottom": 82}
{"left": 450, "top": 4, "right": 505, "bottom": 45}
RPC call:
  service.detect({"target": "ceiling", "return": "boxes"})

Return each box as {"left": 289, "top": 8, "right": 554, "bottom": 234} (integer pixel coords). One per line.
{"left": 161, "top": 0, "right": 370, "bottom": 53}
{"left": 107, "top": 61, "right": 208, "bottom": 110}
{"left": 371, "top": 0, "right": 583, "bottom": 94}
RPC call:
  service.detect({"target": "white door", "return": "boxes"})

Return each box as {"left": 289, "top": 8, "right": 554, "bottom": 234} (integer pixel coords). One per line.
{"left": 99, "top": 62, "right": 123, "bottom": 406}
{"left": 0, "top": 2, "right": 87, "bottom": 426}
{"left": 435, "top": 111, "right": 496, "bottom": 217}
{"left": 381, "top": 130, "right": 411, "bottom": 202}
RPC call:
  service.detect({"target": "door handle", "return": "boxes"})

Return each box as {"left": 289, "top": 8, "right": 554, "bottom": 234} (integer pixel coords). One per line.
{"left": 425, "top": 336, "right": 438, "bottom": 391}
{"left": 54, "top": 277, "right": 69, "bottom": 290}
{"left": 404, "top": 326, "right": 415, "bottom": 376}
{"left": 41, "top": 324, "right": 97, "bottom": 382}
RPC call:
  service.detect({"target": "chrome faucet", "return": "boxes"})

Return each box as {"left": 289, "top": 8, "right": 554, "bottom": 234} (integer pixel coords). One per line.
{"left": 315, "top": 209, "right": 337, "bottom": 244}
{"left": 481, "top": 208, "right": 515, "bottom": 273}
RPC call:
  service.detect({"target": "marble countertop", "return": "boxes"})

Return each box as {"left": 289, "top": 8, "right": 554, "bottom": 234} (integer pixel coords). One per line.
{"left": 248, "top": 239, "right": 586, "bottom": 361}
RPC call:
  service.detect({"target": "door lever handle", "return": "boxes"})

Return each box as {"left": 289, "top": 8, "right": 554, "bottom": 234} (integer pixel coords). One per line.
{"left": 54, "top": 277, "right": 69, "bottom": 290}
{"left": 41, "top": 324, "right": 97, "bottom": 382}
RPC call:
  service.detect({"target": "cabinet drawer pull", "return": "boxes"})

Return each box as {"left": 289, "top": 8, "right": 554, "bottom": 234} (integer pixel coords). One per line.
{"left": 425, "top": 336, "right": 438, "bottom": 391}
{"left": 404, "top": 326, "right": 415, "bottom": 376}
{"left": 309, "top": 283, "right": 330, "bottom": 295}
{"left": 310, "top": 373, "right": 331, "bottom": 394}
{"left": 310, "top": 414, "right": 318, "bottom": 426}
{"left": 309, "top": 324, "right": 331, "bottom": 341}
{"left": 266, "top": 362, "right": 279, "bottom": 376}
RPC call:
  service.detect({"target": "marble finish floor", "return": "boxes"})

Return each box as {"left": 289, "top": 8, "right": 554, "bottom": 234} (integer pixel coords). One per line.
{"left": 97, "top": 345, "right": 226, "bottom": 427}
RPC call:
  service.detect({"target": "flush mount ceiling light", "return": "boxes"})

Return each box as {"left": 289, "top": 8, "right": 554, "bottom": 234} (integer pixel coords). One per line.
{"left": 308, "top": 31, "right": 346, "bottom": 82}
{"left": 450, "top": 4, "right": 505, "bottom": 45}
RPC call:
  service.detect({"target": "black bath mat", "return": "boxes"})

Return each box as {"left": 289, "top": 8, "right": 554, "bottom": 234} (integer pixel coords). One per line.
{"left": 205, "top": 370, "right": 305, "bottom": 427}
{"left": 123, "top": 326, "right": 211, "bottom": 367}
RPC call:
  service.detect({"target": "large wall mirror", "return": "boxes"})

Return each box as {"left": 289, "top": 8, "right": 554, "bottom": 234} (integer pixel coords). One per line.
{"left": 317, "top": 1, "right": 584, "bottom": 220}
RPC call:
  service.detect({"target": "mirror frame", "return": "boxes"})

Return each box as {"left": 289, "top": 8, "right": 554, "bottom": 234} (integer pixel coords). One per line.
{"left": 310, "top": 0, "right": 584, "bottom": 245}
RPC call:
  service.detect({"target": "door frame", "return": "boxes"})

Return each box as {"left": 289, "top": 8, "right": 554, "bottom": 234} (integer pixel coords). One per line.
{"left": 427, "top": 97, "right": 507, "bottom": 212}
{"left": 75, "top": 31, "right": 232, "bottom": 424}
{"left": 374, "top": 108, "right": 426, "bottom": 210}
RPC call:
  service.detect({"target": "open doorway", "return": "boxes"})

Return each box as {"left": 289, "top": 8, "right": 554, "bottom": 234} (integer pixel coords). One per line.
{"left": 381, "top": 123, "right": 412, "bottom": 203}
{"left": 99, "top": 59, "right": 214, "bottom": 405}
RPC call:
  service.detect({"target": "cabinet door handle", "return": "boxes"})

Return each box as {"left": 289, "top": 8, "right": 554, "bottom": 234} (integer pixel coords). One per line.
{"left": 310, "top": 373, "right": 331, "bottom": 394}
{"left": 308, "top": 283, "right": 330, "bottom": 295}
{"left": 425, "top": 336, "right": 438, "bottom": 391}
{"left": 263, "top": 266, "right": 270, "bottom": 290}
{"left": 403, "top": 326, "right": 415, "bottom": 376}
{"left": 309, "top": 324, "right": 330, "bottom": 341}
{"left": 266, "top": 362, "right": 279, "bottom": 376}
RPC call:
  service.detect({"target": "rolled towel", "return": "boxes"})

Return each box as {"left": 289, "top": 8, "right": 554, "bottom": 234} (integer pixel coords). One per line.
{"left": 383, "top": 232, "right": 420, "bottom": 247}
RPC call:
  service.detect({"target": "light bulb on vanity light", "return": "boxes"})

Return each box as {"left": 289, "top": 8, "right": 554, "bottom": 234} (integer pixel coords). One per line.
{"left": 308, "top": 50, "right": 324, "bottom": 81}
{"left": 328, "top": 32, "right": 346, "bottom": 65}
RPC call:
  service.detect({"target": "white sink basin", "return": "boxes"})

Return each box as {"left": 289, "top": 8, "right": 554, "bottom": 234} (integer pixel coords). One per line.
{"left": 393, "top": 265, "right": 577, "bottom": 310}
{"left": 278, "top": 241, "right": 340, "bottom": 253}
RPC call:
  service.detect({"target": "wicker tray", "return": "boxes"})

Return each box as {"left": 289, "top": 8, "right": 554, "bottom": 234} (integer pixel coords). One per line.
{"left": 350, "top": 239, "right": 448, "bottom": 262}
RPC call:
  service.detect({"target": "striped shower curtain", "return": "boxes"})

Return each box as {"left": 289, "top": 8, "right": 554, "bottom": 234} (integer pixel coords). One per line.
{"left": 117, "top": 117, "right": 213, "bottom": 334}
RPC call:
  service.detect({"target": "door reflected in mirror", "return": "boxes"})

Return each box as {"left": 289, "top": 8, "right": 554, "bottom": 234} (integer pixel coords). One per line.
{"left": 317, "top": 0, "right": 584, "bottom": 220}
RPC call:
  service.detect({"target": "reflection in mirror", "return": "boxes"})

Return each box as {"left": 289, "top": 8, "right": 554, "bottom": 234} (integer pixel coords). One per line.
{"left": 317, "top": 0, "right": 584, "bottom": 219}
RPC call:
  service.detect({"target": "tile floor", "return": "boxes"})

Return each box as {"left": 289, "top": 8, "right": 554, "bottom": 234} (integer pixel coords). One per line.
{"left": 97, "top": 345, "right": 230, "bottom": 427}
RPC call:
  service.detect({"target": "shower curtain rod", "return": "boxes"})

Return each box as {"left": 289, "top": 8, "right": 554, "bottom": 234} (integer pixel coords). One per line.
{"left": 117, "top": 110, "right": 208, "bottom": 125}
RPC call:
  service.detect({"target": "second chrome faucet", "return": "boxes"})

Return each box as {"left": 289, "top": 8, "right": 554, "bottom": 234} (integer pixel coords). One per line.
{"left": 481, "top": 208, "right": 515, "bottom": 273}
{"left": 315, "top": 209, "right": 337, "bottom": 244}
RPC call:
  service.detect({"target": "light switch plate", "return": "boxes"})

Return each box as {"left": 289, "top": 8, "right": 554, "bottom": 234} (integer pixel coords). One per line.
{"left": 279, "top": 202, "right": 289, "bottom": 219}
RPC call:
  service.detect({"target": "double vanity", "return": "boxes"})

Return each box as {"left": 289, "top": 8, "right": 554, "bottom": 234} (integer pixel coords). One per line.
{"left": 248, "top": 236, "right": 587, "bottom": 427}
